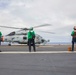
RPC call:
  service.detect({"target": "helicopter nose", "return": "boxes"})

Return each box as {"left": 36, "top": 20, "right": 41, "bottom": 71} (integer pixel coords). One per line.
{"left": 41, "top": 39, "right": 45, "bottom": 43}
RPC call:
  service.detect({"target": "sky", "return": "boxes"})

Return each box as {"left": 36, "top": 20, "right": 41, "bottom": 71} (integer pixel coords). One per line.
{"left": 0, "top": 0, "right": 76, "bottom": 42}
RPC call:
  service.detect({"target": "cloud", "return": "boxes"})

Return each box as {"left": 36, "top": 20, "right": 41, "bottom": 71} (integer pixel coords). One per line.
{"left": 0, "top": 0, "right": 76, "bottom": 42}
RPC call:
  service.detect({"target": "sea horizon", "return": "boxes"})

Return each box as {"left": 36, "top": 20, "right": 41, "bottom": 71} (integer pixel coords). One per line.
{"left": 1, "top": 42, "right": 72, "bottom": 45}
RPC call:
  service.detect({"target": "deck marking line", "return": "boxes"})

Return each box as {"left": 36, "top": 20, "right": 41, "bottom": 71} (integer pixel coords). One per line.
{"left": 0, "top": 51, "right": 76, "bottom": 54}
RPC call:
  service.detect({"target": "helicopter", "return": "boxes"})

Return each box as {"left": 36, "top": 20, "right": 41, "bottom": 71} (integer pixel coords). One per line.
{"left": 0, "top": 24, "right": 54, "bottom": 46}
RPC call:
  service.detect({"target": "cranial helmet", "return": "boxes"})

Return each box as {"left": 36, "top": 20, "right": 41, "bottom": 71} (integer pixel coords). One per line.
{"left": 73, "top": 26, "right": 76, "bottom": 30}
{"left": 30, "top": 27, "right": 33, "bottom": 30}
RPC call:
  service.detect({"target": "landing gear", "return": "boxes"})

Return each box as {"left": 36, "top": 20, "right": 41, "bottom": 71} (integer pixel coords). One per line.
{"left": 8, "top": 43, "right": 11, "bottom": 46}
{"left": 8, "top": 42, "right": 11, "bottom": 46}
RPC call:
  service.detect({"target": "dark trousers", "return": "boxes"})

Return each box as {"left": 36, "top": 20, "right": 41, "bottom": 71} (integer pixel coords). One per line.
{"left": 0, "top": 38, "right": 1, "bottom": 45}
{"left": 72, "top": 38, "right": 76, "bottom": 51}
{"left": 0, "top": 41, "right": 1, "bottom": 45}
{"left": 0, "top": 39, "right": 1, "bottom": 52}
{"left": 28, "top": 39, "right": 36, "bottom": 52}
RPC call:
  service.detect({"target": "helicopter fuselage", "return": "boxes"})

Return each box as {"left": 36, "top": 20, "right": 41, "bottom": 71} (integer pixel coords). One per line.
{"left": 3, "top": 33, "right": 45, "bottom": 45}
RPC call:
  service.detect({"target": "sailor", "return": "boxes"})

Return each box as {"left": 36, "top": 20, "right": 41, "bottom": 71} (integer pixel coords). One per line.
{"left": 27, "top": 27, "right": 36, "bottom": 52}
{"left": 0, "top": 31, "right": 2, "bottom": 52}
{"left": 0, "top": 31, "right": 2, "bottom": 46}
{"left": 71, "top": 26, "right": 76, "bottom": 51}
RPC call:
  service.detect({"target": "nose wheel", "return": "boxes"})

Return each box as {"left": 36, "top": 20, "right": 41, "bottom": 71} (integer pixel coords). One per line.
{"left": 8, "top": 43, "right": 11, "bottom": 46}
{"left": 8, "top": 42, "right": 11, "bottom": 46}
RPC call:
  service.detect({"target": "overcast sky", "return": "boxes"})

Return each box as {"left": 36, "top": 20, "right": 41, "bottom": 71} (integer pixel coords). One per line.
{"left": 0, "top": 0, "right": 76, "bottom": 42}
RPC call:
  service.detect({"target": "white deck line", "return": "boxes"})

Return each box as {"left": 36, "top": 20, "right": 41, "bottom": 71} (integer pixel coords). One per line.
{"left": 0, "top": 51, "right": 76, "bottom": 54}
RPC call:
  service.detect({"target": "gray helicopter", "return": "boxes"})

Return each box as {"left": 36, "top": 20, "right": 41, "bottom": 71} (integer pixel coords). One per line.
{"left": 0, "top": 24, "right": 54, "bottom": 46}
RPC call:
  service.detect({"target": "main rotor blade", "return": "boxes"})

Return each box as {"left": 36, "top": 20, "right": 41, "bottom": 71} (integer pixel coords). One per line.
{"left": 38, "top": 31, "right": 55, "bottom": 34}
{"left": 0, "top": 25, "right": 23, "bottom": 29}
{"left": 0, "top": 25, "right": 29, "bottom": 30}
{"left": 18, "top": 24, "right": 52, "bottom": 31}
{"left": 0, "top": 23, "right": 51, "bottom": 31}
{"left": 33, "top": 24, "right": 52, "bottom": 28}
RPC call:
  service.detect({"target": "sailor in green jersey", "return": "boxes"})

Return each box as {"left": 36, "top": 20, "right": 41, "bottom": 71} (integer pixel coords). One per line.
{"left": 71, "top": 31, "right": 75, "bottom": 36}
{"left": 0, "top": 31, "right": 2, "bottom": 45}
{"left": 27, "top": 27, "right": 36, "bottom": 52}
{"left": 71, "top": 26, "right": 76, "bottom": 51}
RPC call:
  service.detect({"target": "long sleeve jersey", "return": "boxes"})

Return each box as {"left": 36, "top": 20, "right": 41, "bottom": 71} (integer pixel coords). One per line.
{"left": 71, "top": 30, "right": 76, "bottom": 38}
{"left": 27, "top": 30, "right": 35, "bottom": 39}
{"left": 0, "top": 32, "right": 2, "bottom": 38}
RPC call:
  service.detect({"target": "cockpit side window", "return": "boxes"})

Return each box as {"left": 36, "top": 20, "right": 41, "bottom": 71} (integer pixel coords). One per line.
{"left": 7, "top": 32, "right": 15, "bottom": 36}
{"left": 23, "top": 37, "right": 27, "bottom": 40}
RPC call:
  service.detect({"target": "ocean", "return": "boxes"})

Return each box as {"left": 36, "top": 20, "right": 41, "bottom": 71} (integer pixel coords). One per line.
{"left": 45, "top": 42, "right": 71, "bottom": 45}
{"left": 1, "top": 42, "right": 72, "bottom": 45}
